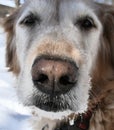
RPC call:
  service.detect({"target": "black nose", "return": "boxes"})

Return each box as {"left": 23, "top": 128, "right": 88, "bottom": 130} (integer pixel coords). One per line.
{"left": 32, "top": 56, "right": 78, "bottom": 95}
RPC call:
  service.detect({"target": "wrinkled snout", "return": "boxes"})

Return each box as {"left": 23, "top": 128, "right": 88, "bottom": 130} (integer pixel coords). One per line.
{"left": 32, "top": 56, "right": 78, "bottom": 95}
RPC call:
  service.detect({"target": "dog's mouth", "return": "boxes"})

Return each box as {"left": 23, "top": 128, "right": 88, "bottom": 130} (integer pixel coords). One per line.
{"left": 38, "top": 101, "right": 64, "bottom": 112}
{"left": 33, "top": 95, "right": 71, "bottom": 112}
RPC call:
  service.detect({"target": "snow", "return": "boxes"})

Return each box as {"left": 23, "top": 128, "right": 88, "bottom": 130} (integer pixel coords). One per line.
{"left": 0, "top": 0, "right": 16, "bottom": 7}
{"left": 0, "top": 0, "right": 25, "bottom": 7}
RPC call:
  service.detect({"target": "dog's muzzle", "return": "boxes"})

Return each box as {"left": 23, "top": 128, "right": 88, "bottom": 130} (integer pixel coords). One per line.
{"left": 31, "top": 55, "right": 78, "bottom": 111}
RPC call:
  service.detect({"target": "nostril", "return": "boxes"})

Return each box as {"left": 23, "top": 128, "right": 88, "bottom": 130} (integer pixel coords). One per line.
{"left": 59, "top": 75, "right": 70, "bottom": 86}
{"left": 37, "top": 74, "right": 49, "bottom": 84}
{"left": 59, "top": 74, "right": 77, "bottom": 93}
{"left": 59, "top": 74, "right": 76, "bottom": 86}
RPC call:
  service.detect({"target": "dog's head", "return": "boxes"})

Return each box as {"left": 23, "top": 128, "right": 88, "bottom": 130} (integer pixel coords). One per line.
{"left": 3, "top": 0, "right": 114, "bottom": 113}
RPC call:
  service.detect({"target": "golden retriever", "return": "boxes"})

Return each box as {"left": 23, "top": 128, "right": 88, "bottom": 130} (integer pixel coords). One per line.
{"left": 3, "top": 0, "right": 114, "bottom": 129}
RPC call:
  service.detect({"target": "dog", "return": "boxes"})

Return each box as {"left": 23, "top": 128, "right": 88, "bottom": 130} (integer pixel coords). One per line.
{"left": 3, "top": 0, "right": 114, "bottom": 129}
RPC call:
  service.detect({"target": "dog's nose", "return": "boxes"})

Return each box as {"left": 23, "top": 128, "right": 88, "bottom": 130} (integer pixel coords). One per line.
{"left": 32, "top": 57, "right": 78, "bottom": 95}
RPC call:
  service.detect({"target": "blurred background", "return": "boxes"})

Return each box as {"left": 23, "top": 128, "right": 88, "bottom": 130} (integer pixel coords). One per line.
{"left": 0, "top": 0, "right": 114, "bottom": 22}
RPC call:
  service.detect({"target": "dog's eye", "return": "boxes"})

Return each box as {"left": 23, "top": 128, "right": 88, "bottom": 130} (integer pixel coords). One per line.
{"left": 20, "top": 14, "right": 40, "bottom": 26}
{"left": 81, "top": 18, "right": 94, "bottom": 28}
{"left": 76, "top": 17, "right": 95, "bottom": 30}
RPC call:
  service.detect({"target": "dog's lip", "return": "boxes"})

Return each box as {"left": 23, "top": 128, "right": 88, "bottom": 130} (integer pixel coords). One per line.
{"left": 34, "top": 96, "right": 71, "bottom": 112}
{"left": 39, "top": 101, "right": 60, "bottom": 112}
{"left": 36, "top": 100, "right": 65, "bottom": 112}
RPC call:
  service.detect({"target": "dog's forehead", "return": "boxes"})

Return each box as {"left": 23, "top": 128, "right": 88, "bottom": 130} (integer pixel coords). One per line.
{"left": 60, "top": 0, "right": 95, "bottom": 20}
{"left": 21, "top": 0, "right": 94, "bottom": 17}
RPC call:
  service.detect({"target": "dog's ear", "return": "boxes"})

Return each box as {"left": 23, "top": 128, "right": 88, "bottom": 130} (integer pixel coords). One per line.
{"left": 101, "top": 5, "right": 114, "bottom": 68}
{"left": 97, "top": 4, "right": 114, "bottom": 72}
{"left": 3, "top": 9, "right": 20, "bottom": 75}
{"left": 102, "top": 4, "right": 114, "bottom": 67}
{"left": 91, "top": 3, "right": 114, "bottom": 95}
